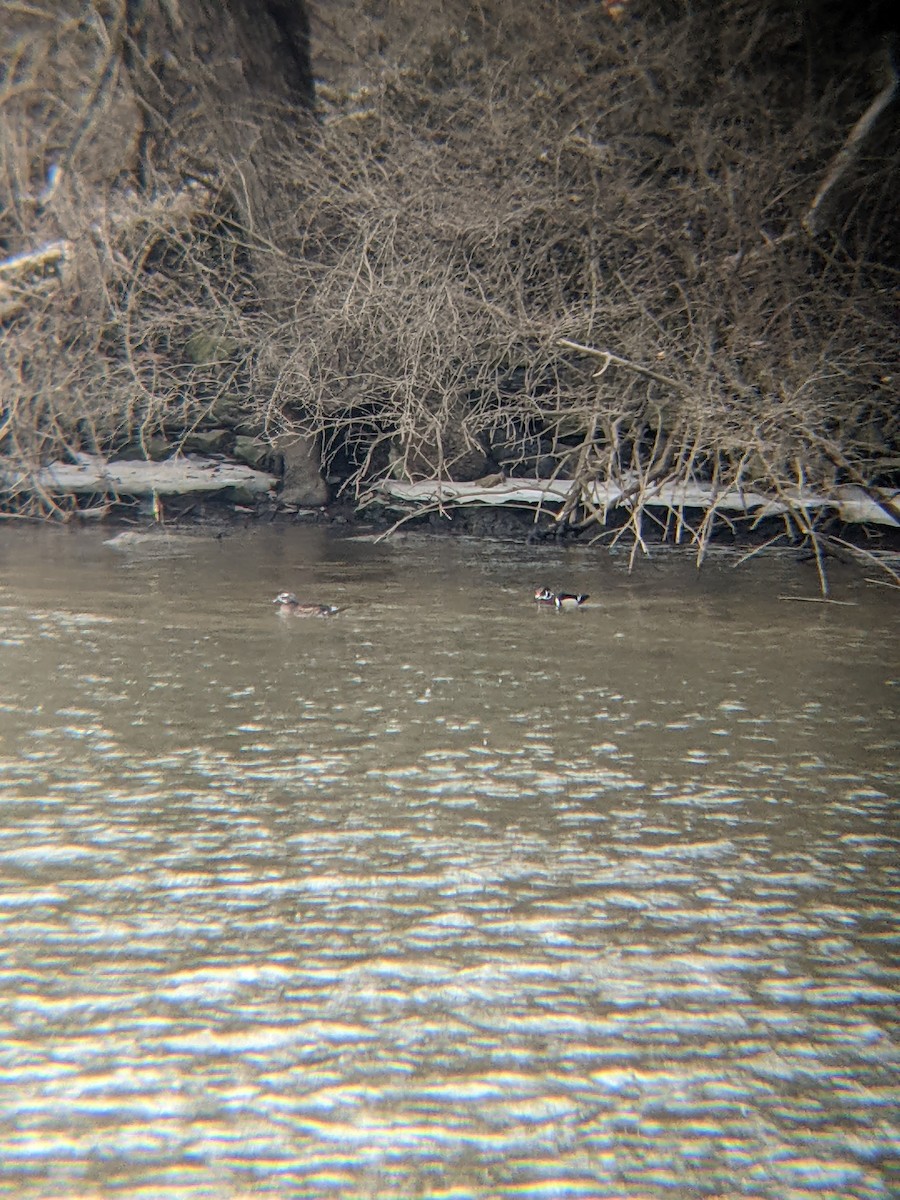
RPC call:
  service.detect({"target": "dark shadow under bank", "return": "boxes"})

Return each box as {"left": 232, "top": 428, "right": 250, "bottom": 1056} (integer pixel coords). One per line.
{"left": 11, "top": 486, "right": 897, "bottom": 561}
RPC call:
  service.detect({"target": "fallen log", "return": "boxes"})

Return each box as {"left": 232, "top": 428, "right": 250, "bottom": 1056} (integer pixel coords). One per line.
{"left": 0, "top": 183, "right": 210, "bottom": 322}
{"left": 0, "top": 452, "right": 277, "bottom": 499}
{"left": 0, "top": 241, "right": 69, "bottom": 321}
{"left": 374, "top": 476, "right": 900, "bottom": 528}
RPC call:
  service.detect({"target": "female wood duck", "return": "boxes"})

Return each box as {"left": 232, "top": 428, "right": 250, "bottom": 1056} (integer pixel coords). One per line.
{"left": 273, "top": 591, "right": 340, "bottom": 617}
{"left": 534, "top": 585, "right": 589, "bottom": 609}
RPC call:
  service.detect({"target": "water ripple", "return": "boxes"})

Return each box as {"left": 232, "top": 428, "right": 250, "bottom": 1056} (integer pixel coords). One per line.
{"left": 0, "top": 530, "right": 897, "bottom": 1197}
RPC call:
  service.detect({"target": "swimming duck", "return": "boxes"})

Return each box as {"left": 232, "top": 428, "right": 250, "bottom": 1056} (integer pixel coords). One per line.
{"left": 534, "top": 586, "right": 589, "bottom": 609}
{"left": 554, "top": 591, "right": 590, "bottom": 609}
{"left": 534, "top": 586, "right": 557, "bottom": 605}
{"left": 273, "top": 591, "right": 340, "bottom": 617}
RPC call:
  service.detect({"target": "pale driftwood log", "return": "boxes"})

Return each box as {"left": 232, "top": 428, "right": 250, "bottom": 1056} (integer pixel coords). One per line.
{"left": 0, "top": 183, "right": 210, "bottom": 321}
{"left": 375, "top": 476, "right": 900, "bottom": 528}
{"left": 0, "top": 242, "right": 69, "bottom": 321}
{"left": 0, "top": 453, "right": 276, "bottom": 498}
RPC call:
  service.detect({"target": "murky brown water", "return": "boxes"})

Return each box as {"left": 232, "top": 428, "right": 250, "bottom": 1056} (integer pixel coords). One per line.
{"left": 0, "top": 523, "right": 897, "bottom": 1199}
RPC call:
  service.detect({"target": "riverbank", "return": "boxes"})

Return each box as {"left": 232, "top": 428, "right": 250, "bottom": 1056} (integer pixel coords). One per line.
{"left": 4, "top": 449, "right": 897, "bottom": 600}
{"left": 3, "top": 4, "right": 897, "bottom": 586}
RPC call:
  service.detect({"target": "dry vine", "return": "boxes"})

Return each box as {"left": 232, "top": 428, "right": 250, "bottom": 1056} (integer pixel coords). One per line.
{"left": 0, "top": 1, "right": 897, "bottom": 588}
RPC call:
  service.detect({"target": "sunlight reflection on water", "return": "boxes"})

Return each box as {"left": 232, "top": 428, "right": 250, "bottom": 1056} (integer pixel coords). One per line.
{"left": 0, "top": 525, "right": 897, "bottom": 1198}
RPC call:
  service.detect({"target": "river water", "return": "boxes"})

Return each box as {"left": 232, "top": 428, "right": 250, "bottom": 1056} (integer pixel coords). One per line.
{"left": 0, "top": 522, "right": 897, "bottom": 1199}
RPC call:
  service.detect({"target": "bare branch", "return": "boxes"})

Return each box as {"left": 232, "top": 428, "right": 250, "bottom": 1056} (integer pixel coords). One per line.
{"left": 803, "top": 44, "right": 899, "bottom": 237}
{"left": 557, "top": 338, "right": 693, "bottom": 397}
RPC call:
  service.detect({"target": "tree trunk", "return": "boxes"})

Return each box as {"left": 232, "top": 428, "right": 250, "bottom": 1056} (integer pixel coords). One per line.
{"left": 122, "top": 0, "right": 328, "bottom": 504}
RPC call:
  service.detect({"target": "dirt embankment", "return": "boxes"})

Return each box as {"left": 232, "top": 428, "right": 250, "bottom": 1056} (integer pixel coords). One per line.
{"left": 1, "top": 2, "right": 897, "bottom": 585}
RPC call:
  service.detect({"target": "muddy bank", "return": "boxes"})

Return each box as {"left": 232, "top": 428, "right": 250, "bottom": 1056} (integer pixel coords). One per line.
{"left": 3, "top": 450, "right": 898, "bottom": 599}
{"left": 31, "top": 468, "right": 898, "bottom": 566}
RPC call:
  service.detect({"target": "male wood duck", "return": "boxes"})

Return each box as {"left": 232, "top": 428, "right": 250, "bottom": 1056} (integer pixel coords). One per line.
{"left": 273, "top": 591, "right": 340, "bottom": 617}
{"left": 534, "top": 585, "right": 589, "bottom": 609}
